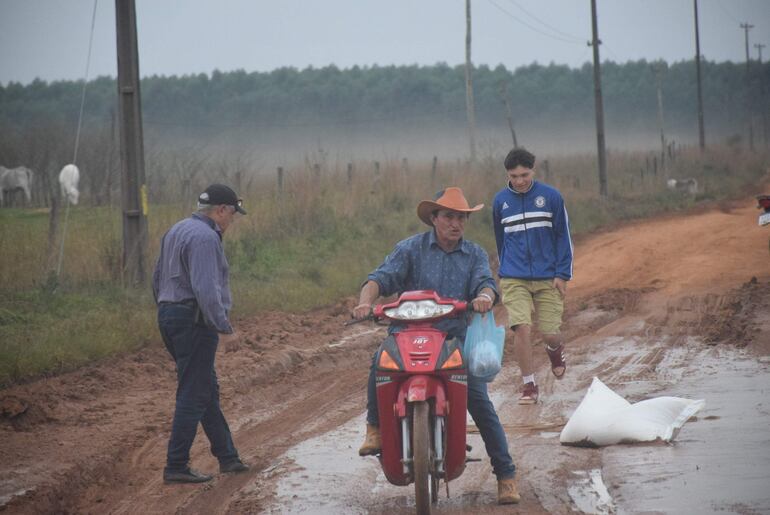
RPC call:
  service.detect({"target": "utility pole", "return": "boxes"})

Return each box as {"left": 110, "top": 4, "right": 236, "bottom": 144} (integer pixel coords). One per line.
{"left": 755, "top": 43, "right": 767, "bottom": 148}
{"left": 464, "top": 0, "right": 477, "bottom": 163}
{"left": 115, "top": 0, "right": 149, "bottom": 286}
{"left": 589, "top": 0, "right": 608, "bottom": 197}
{"left": 498, "top": 81, "right": 518, "bottom": 148}
{"left": 693, "top": 0, "right": 705, "bottom": 152}
{"left": 655, "top": 62, "right": 667, "bottom": 177}
{"left": 741, "top": 22, "right": 755, "bottom": 152}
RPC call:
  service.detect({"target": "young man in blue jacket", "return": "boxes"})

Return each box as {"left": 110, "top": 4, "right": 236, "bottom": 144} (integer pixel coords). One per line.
{"left": 492, "top": 148, "right": 573, "bottom": 404}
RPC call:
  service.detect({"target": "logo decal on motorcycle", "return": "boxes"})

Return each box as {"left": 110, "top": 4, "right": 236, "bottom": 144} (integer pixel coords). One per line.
{"left": 376, "top": 375, "right": 392, "bottom": 386}
{"left": 449, "top": 374, "right": 467, "bottom": 384}
{"left": 412, "top": 336, "right": 429, "bottom": 345}
{"left": 535, "top": 196, "right": 546, "bottom": 208}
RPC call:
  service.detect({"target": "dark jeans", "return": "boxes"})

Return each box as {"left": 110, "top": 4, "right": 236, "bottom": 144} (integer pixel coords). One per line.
{"left": 366, "top": 349, "right": 516, "bottom": 479}
{"left": 158, "top": 303, "right": 239, "bottom": 472}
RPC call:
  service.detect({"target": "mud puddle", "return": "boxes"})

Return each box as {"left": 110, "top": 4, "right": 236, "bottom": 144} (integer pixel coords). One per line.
{"left": 264, "top": 392, "right": 515, "bottom": 513}
{"left": 263, "top": 319, "right": 770, "bottom": 514}
{"left": 600, "top": 342, "right": 770, "bottom": 514}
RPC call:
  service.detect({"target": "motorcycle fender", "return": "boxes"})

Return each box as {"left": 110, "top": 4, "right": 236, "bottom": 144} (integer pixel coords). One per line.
{"left": 395, "top": 375, "right": 446, "bottom": 417}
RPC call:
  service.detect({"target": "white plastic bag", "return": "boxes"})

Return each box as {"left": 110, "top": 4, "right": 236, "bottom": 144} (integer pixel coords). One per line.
{"left": 464, "top": 313, "right": 505, "bottom": 382}
{"left": 559, "top": 377, "right": 705, "bottom": 447}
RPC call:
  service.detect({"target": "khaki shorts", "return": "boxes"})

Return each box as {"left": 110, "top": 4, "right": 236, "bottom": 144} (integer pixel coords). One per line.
{"left": 500, "top": 278, "right": 564, "bottom": 334}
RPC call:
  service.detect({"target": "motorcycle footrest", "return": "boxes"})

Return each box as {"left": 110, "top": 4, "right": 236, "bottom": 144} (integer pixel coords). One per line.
{"left": 466, "top": 457, "right": 482, "bottom": 462}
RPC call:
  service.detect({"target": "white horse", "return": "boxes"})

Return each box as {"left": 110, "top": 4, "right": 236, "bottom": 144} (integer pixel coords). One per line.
{"left": 0, "top": 166, "right": 33, "bottom": 207}
{"left": 59, "top": 164, "right": 80, "bottom": 205}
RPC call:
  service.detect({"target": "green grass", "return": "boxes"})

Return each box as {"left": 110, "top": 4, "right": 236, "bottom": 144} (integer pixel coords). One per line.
{"left": 0, "top": 144, "right": 767, "bottom": 386}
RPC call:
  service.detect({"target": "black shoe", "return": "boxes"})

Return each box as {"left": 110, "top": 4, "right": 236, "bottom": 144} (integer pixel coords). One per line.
{"left": 163, "top": 468, "right": 213, "bottom": 484}
{"left": 220, "top": 459, "right": 250, "bottom": 474}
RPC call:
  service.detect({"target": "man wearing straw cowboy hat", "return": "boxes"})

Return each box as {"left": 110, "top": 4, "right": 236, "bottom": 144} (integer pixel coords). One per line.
{"left": 351, "top": 187, "right": 520, "bottom": 504}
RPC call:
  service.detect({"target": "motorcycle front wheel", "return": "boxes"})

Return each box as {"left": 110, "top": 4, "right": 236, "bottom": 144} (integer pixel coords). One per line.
{"left": 412, "top": 400, "right": 432, "bottom": 514}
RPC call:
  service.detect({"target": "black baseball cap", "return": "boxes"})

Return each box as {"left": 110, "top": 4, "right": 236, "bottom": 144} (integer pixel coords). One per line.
{"left": 199, "top": 184, "right": 247, "bottom": 214}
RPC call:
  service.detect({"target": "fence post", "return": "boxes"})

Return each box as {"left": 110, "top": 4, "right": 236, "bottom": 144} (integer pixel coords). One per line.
{"left": 543, "top": 159, "right": 551, "bottom": 183}
{"left": 431, "top": 156, "right": 438, "bottom": 186}
{"left": 347, "top": 163, "right": 353, "bottom": 188}
{"left": 181, "top": 178, "right": 191, "bottom": 204}
{"left": 372, "top": 161, "right": 381, "bottom": 194}
{"left": 277, "top": 166, "right": 284, "bottom": 195}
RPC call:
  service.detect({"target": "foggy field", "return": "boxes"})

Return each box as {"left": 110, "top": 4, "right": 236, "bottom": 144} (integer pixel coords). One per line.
{"left": 0, "top": 143, "right": 767, "bottom": 386}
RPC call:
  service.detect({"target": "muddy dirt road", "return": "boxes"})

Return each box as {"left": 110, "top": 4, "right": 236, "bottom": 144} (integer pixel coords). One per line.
{"left": 1, "top": 194, "right": 769, "bottom": 514}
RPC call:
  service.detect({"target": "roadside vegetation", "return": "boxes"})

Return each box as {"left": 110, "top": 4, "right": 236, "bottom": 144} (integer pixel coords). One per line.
{"left": 0, "top": 144, "right": 767, "bottom": 386}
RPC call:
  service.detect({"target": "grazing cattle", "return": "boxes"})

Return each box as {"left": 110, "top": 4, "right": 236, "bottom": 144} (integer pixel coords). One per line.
{"left": 667, "top": 177, "right": 698, "bottom": 195}
{"left": 59, "top": 164, "right": 80, "bottom": 205}
{"left": 0, "top": 166, "right": 33, "bottom": 207}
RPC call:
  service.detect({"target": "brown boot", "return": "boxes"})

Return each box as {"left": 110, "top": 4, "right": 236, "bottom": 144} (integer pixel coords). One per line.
{"left": 498, "top": 477, "right": 521, "bottom": 504}
{"left": 358, "top": 424, "right": 381, "bottom": 456}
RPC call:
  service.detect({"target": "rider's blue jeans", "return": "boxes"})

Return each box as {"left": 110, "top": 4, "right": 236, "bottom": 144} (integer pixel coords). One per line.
{"left": 366, "top": 347, "right": 516, "bottom": 479}
{"left": 158, "top": 303, "right": 240, "bottom": 472}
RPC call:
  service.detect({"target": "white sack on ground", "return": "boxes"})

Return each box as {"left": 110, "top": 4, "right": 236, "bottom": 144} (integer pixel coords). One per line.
{"left": 560, "top": 377, "right": 705, "bottom": 447}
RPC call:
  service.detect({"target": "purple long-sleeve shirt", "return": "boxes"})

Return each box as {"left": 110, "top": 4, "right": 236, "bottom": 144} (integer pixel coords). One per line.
{"left": 152, "top": 212, "right": 233, "bottom": 334}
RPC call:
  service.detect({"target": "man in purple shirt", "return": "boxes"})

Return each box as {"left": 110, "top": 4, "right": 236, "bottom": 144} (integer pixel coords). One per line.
{"left": 152, "top": 184, "right": 249, "bottom": 484}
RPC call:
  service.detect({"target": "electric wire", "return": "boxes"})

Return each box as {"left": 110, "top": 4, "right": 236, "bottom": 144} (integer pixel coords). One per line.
{"left": 485, "top": 0, "right": 584, "bottom": 45}
{"left": 714, "top": 0, "right": 741, "bottom": 25}
{"left": 56, "top": 0, "right": 98, "bottom": 279}
{"left": 500, "top": 0, "right": 585, "bottom": 43}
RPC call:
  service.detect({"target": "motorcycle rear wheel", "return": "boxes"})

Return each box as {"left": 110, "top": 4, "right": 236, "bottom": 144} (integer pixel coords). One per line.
{"left": 413, "top": 401, "right": 432, "bottom": 514}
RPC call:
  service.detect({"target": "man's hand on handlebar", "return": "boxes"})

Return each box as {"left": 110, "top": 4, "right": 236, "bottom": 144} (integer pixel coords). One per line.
{"left": 352, "top": 303, "right": 373, "bottom": 320}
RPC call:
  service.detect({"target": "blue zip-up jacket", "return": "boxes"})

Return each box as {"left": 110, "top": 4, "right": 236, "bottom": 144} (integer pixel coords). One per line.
{"left": 492, "top": 180, "right": 573, "bottom": 281}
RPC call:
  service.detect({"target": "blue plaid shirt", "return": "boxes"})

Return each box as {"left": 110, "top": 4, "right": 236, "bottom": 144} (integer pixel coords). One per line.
{"left": 367, "top": 230, "right": 498, "bottom": 339}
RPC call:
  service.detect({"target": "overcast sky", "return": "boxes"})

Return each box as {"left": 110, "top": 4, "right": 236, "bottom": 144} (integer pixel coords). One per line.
{"left": 1, "top": 0, "right": 769, "bottom": 85}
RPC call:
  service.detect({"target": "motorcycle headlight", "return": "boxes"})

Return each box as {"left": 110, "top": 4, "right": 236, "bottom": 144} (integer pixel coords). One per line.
{"left": 383, "top": 300, "right": 454, "bottom": 320}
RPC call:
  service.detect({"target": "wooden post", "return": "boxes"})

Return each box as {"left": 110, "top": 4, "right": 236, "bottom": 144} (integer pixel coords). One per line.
{"left": 372, "top": 161, "right": 381, "bottom": 194}
{"left": 181, "top": 178, "right": 190, "bottom": 204}
{"left": 347, "top": 163, "right": 353, "bottom": 187}
{"left": 464, "top": 0, "right": 477, "bottom": 162}
{"left": 499, "top": 81, "right": 518, "bottom": 148}
{"left": 235, "top": 171, "right": 242, "bottom": 194}
{"left": 694, "top": 0, "right": 706, "bottom": 151}
{"left": 115, "top": 0, "right": 149, "bottom": 286}
{"left": 589, "top": 0, "right": 608, "bottom": 197}
{"left": 431, "top": 156, "right": 438, "bottom": 186}
{"left": 277, "top": 166, "right": 284, "bottom": 195}
{"left": 655, "top": 63, "right": 667, "bottom": 175}
{"left": 543, "top": 159, "right": 551, "bottom": 184}
{"left": 741, "top": 22, "right": 755, "bottom": 151}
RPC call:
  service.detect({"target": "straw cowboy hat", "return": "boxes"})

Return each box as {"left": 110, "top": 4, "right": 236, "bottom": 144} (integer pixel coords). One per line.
{"left": 417, "top": 187, "right": 484, "bottom": 226}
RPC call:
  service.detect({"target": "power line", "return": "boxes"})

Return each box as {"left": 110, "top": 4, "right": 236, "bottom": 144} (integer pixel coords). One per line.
{"left": 500, "top": 0, "right": 585, "bottom": 43}
{"left": 485, "top": 0, "right": 584, "bottom": 45}
{"left": 715, "top": 0, "right": 741, "bottom": 25}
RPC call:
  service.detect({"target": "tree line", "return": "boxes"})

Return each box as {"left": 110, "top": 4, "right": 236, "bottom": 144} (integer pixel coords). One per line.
{"left": 1, "top": 59, "right": 767, "bottom": 135}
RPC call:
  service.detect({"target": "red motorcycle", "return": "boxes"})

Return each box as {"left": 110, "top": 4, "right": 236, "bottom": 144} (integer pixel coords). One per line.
{"left": 369, "top": 290, "right": 470, "bottom": 514}
{"left": 758, "top": 195, "right": 770, "bottom": 253}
